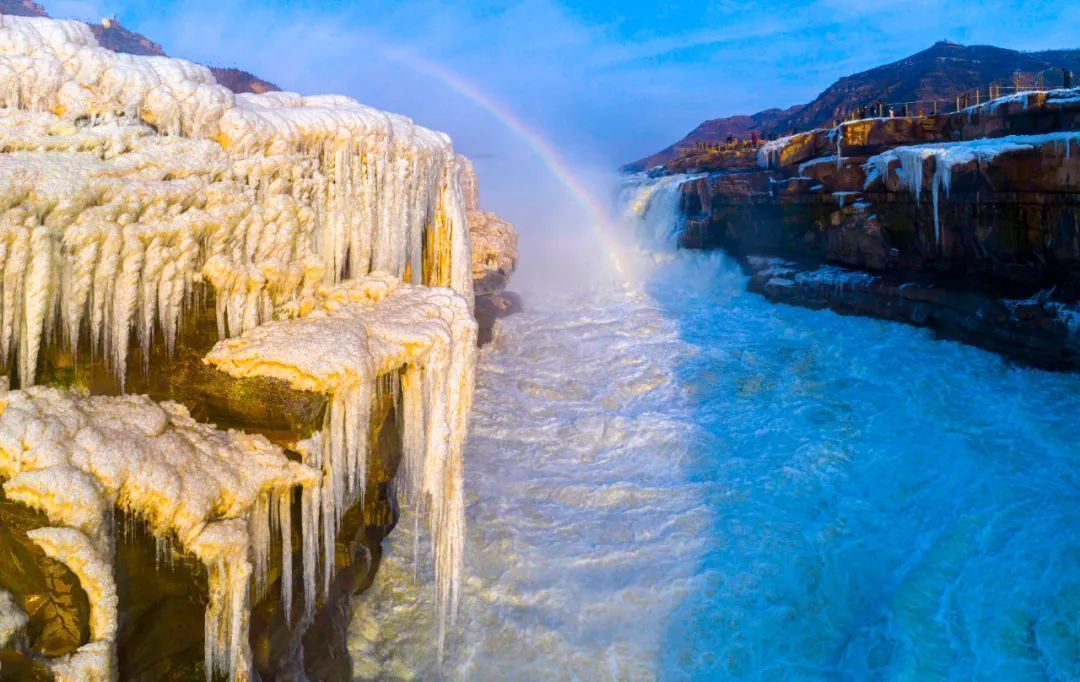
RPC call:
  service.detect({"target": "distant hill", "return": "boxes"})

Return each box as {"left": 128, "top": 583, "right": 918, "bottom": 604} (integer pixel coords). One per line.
{"left": 209, "top": 67, "right": 280, "bottom": 95}
{"left": 0, "top": 2, "right": 280, "bottom": 95}
{"left": 90, "top": 17, "right": 165, "bottom": 56}
{"left": 626, "top": 41, "right": 1080, "bottom": 172}
{"left": 0, "top": 0, "right": 46, "bottom": 17}
{"left": 627, "top": 105, "right": 803, "bottom": 173}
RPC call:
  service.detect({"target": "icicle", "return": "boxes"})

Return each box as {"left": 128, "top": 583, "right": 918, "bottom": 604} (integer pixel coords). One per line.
{"left": 301, "top": 482, "right": 320, "bottom": 621}
{"left": 399, "top": 363, "right": 426, "bottom": 505}
{"left": 19, "top": 227, "right": 52, "bottom": 386}
{"left": 836, "top": 124, "right": 843, "bottom": 171}
{"left": 278, "top": 488, "right": 294, "bottom": 624}
{"left": 205, "top": 275, "right": 477, "bottom": 653}
{"left": 250, "top": 492, "right": 271, "bottom": 603}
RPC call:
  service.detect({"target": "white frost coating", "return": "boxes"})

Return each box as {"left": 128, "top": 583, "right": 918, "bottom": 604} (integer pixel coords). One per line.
{"left": 456, "top": 153, "right": 480, "bottom": 211}
{"left": 757, "top": 129, "right": 829, "bottom": 169}
{"left": 0, "top": 590, "right": 27, "bottom": 650}
{"left": 757, "top": 134, "right": 797, "bottom": 169}
{"left": 794, "top": 265, "right": 877, "bottom": 292}
{"left": 798, "top": 155, "right": 838, "bottom": 175}
{"left": 205, "top": 272, "right": 477, "bottom": 658}
{"left": 0, "top": 14, "right": 474, "bottom": 387}
{"left": 865, "top": 132, "right": 1080, "bottom": 245}
{"left": 964, "top": 87, "right": 1080, "bottom": 115}
{"left": 0, "top": 387, "right": 322, "bottom": 681}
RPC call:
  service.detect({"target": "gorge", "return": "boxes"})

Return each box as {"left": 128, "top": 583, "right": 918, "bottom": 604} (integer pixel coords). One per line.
{"left": 0, "top": 3, "right": 1077, "bottom": 681}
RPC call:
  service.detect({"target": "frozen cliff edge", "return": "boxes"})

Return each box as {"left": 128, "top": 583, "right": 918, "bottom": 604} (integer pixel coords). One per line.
{"left": 0, "top": 12, "right": 501, "bottom": 681}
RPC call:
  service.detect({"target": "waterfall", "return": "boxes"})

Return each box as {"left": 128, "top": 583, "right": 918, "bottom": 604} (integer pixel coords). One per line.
{"left": 618, "top": 173, "right": 703, "bottom": 250}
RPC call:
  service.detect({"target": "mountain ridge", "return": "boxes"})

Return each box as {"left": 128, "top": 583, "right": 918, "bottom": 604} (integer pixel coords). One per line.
{"left": 626, "top": 40, "right": 1080, "bottom": 172}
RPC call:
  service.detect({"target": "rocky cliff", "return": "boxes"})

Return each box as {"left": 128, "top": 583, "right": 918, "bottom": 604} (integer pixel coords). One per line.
{"left": 628, "top": 41, "right": 1080, "bottom": 173}
{"left": 677, "top": 88, "right": 1080, "bottom": 368}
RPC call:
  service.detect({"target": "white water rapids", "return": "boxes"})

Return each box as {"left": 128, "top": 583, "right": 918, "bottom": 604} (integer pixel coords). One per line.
{"left": 349, "top": 176, "right": 715, "bottom": 678}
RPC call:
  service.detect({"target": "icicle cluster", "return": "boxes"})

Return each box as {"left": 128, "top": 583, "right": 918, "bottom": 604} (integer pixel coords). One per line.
{"left": 865, "top": 132, "right": 1080, "bottom": 245}
{"left": 0, "top": 13, "right": 483, "bottom": 680}
{"left": 0, "top": 14, "right": 473, "bottom": 388}
{"left": 205, "top": 272, "right": 477, "bottom": 656}
{"left": 757, "top": 133, "right": 801, "bottom": 169}
{"left": 0, "top": 386, "right": 322, "bottom": 681}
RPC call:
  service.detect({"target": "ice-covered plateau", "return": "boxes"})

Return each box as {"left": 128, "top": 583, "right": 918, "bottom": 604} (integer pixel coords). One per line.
{"left": 0, "top": 13, "right": 489, "bottom": 682}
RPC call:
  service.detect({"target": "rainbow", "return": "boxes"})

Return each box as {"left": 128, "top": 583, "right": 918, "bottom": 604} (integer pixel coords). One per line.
{"left": 385, "top": 47, "right": 632, "bottom": 277}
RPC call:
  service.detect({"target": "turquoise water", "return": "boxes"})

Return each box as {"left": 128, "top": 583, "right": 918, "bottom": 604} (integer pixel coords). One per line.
{"left": 351, "top": 179, "right": 1079, "bottom": 680}
{"left": 652, "top": 253, "right": 1080, "bottom": 680}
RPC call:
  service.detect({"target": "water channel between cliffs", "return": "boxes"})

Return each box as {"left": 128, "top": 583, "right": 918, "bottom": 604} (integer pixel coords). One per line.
{"left": 350, "top": 176, "right": 1080, "bottom": 681}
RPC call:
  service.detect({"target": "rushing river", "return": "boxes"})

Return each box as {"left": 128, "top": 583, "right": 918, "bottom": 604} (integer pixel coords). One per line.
{"left": 350, "top": 176, "right": 1080, "bottom": 680}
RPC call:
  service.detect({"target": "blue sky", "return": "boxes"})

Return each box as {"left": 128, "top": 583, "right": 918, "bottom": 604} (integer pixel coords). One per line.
{"left": 40, "top": 0, "right": 1080, "bottom": 251}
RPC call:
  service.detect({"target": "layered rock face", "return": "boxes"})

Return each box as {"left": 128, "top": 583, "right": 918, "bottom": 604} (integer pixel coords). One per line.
{"left": 678, "top": 89, "right": 1080, "bottom": 368}
{"left": 0, "top": 13, "right": 487, "bottom": 681}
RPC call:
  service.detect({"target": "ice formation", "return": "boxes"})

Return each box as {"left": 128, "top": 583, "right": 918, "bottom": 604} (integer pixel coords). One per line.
{"left": 0, "top": 12, "right": 485, "bottom": 681}
{"left": 830, "top": 124, "right": 844, "bottom": 170}
{"left": 0, "top": 14, "right": 473, "bottom": 388}
{"left": 0, "top": 386, "right": 323, "bottom": 680}
{"left": 963, "top": 87, "right": 1080, "bottom": 115}
{"left": 797, "top": 155, "right": 838, "bottom": 175}
{"left": 757, "top": 134, "right": 797, "bottom": 168}
{"left": 457, "top": 153, "right": 481, "bottom": 212}
{"left": 865, "top": 132, "right": 1080, "bottom": 245}
{"left": 205, "top": 272, "right": 477, "bottom": 657}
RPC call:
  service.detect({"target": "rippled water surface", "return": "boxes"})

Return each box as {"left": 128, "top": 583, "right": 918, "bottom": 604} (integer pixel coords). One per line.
{"left": 351, "top": 183, "right": 1080, "bottom": 680}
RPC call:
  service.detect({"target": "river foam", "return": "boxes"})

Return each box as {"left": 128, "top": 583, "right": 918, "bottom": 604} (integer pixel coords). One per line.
{"left": 350, "top": 176, "right": 1080, "bottom": 680}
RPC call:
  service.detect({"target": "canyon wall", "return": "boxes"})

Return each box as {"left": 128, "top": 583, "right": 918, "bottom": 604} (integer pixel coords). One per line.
{"left": 677, "top": 89, "right": 1080, "bottom": 368}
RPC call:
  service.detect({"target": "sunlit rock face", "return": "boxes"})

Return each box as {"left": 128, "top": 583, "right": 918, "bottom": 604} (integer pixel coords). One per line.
{"left": 0, "top": 13, "right": 481, "bottom": 682}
